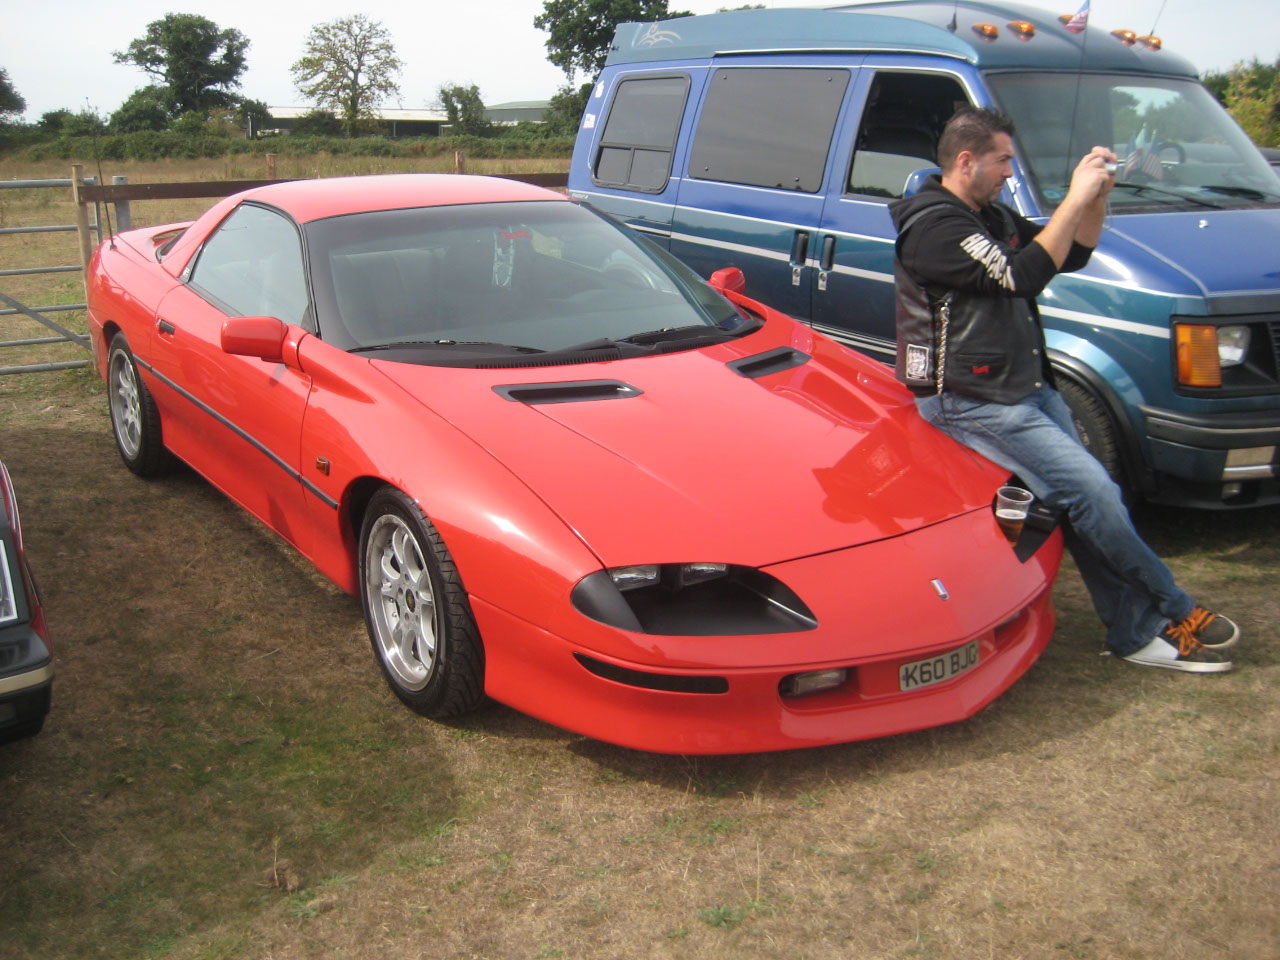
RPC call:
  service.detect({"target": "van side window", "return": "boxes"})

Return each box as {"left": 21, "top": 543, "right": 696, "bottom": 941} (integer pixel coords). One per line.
{"left": 849, "top": 73, "right": 969, "bottom": 199}
{"left": 689, "top": 69, "right": 850, "bottom": 193}
{"left": 593, "top": 75, "right": 691, "bottom": 192}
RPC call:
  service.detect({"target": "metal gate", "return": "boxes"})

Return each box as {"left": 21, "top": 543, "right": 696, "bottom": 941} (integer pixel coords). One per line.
{"left": 0, "top": 171, "right": 103, "bottom": 375}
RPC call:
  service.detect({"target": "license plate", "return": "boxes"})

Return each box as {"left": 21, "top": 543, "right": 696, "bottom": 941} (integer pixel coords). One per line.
{"left": 899, "top": 640, "right": 980, "bottom": 692}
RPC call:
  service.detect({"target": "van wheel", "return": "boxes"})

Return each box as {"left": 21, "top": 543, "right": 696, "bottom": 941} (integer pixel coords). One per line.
{"left": 1058, "top": 379, "right": 1123, "bottom": 486}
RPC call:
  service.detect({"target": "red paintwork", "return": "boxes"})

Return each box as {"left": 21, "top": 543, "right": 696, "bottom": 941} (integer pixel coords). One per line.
{"left": 85, "top": 174, "right": 1062, "bottom": 754}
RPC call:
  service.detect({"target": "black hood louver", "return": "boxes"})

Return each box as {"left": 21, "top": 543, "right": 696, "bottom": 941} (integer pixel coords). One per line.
{"left": 727, "top": 347, "right": 811, "bottom": 379}
{"left": 493, "top": 380, "right": 644, "bottom": 405}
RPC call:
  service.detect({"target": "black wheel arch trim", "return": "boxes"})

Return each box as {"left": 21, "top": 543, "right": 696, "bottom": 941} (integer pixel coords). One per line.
{"left": 1047, "top": 351, "right": 1155, "bottom": 494}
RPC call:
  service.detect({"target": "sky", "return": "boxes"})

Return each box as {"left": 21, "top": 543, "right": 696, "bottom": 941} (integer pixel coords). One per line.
{"left": 4, "top": 0, "right": 1279, "bottom": 122}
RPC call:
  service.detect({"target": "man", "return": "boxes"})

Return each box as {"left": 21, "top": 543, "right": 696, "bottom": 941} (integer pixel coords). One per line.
{"left": 890, "top": 105, "right": 1239, "bottom": 672}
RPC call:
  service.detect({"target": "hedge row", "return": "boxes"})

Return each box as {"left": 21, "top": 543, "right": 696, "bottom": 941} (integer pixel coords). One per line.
{"left": 9, "top": 131, "right": 577, "bottom": 163}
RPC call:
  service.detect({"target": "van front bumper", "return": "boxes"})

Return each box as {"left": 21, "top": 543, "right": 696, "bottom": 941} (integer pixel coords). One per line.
{"left": 1141, "top": 405, "right": 1280, "bottom": 507}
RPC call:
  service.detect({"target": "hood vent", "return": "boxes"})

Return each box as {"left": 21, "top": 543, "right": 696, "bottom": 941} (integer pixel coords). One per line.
{"left": 493, "top": 379, "right": 644, "bottom": 405}
{"left": 728, "top": 347, "right": 811, "bottom": 379}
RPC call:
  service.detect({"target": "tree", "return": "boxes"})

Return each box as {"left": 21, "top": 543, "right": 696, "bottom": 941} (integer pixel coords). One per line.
{"left": 113, "top": 14, "right": 249, "bottom": 117}
{"left": 292, "top": 15, "right": 402, "bottom": 138}
{"left": 437, "top": 84, "right": 493, "bottom": 137}
{"left": 290, "top": 109, "right": 343, "bottom": 137}
{"left": 542, "top": 81, "right": 593, "bottom": 137}
{"left": 235, "top": 98, "right": 273, "bottom": 139}
{"left": 1, "top": 67, "right": 25, "bottom": 121}
{"left": 110, "top": 86, "right": 173, "bottom": 133}
{"left": 534, "top": 0, "right": 692, "bottom": 79}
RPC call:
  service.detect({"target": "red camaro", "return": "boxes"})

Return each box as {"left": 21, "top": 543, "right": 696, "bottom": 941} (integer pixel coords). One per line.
{"left": 86, "top": 174, "right": 1060, "bottom": 754}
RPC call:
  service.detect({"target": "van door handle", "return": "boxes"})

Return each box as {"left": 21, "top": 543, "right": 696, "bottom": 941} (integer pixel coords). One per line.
{"left": 817, "top": 236, "right": 836, "bottom": 291}
{"left": 157, "top": 318, "right": 176, "bottom": 335}
{"left": 790, "top": 231, "right": 809, "bottom": 286}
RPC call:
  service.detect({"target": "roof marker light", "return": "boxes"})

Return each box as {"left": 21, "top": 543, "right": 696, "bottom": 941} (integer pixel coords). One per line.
{"left": 1138, "top": 34, "right": 1163, "bottom": 50}
{"left": 1111, "top": 28, "right": 1138, "bottom": 45}
{"left": 972, "top": 22, "right": 999, "bottom": 41}
{"left": 1007, "top": 20, "right": 1035, "bottom": 39}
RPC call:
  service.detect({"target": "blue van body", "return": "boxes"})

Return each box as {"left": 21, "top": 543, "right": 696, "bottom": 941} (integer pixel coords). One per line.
{"left": 568, "top": 1, "right": 1280, "bottom": 508}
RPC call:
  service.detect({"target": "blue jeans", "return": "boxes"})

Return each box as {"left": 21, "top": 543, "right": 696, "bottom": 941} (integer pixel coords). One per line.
{"left": 915, "top": 386, "right": 1193, "bottom": 656}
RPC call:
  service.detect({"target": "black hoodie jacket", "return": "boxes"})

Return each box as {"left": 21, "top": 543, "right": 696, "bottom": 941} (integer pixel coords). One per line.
{"left": 889, "top": 175, "right": 1093, "bottom": 403}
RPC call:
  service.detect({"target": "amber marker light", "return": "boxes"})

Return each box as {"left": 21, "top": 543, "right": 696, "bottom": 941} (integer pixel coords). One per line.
{"left": 972, "top": 22, "right": 999, "bottom": 40}
{"left": 1138, "top": 34, "right": 1163, "bottom": 50}
{"left": 1175, "top": 324, "right": 1223, "bottom": 387}
{"left": 1007, "top": 20, "right": 1036, "bottom": 39}
{"left": 1111, "top": 28, "right": 1138, "bottom": 45}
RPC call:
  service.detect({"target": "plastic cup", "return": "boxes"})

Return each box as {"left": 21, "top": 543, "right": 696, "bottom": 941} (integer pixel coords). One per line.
{"left": 994, "top": 486, "right": 1034, "bottom": 544}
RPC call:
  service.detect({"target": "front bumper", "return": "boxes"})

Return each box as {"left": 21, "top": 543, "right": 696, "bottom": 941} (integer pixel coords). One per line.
{"left": 476, "top": 509, "right": 1063, "bottom": 754}
{"left": 1141, "top": 406, "right": 1280, "bottom": 507}
{"left": 0, "top": 627, "right": 53, "bottom": 738}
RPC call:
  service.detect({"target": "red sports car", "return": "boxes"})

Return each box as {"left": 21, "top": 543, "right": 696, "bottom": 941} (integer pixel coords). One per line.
{"left": 85, "top": 174, "right": 1060, "bottom": 754}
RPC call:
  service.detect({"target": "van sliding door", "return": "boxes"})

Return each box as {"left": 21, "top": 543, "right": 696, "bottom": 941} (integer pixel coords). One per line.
{"left": 812, "top": 66, "right": 974, "bottom": 359}
{"left": 670, "top": 60, "right": 861, "bottom": 321}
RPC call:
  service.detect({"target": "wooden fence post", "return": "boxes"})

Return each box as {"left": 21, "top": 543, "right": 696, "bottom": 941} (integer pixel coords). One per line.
{"left": 454, "top": 151, "right": 466, "bottom": 174}
{"left": 70, "top": 164, "right": 94, "bottom": 297}
{"left": 266, "top": 153, "right": 277, "bottom": 179}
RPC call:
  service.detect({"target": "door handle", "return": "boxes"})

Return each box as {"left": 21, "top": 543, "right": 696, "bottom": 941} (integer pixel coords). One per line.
{"left": 790, "top": 231, "right": 810, "bottom": 286}
{"left": 156, "top": 318, "right": 176, "bottom": 335}
{"left": 817, "top": 236, "right": 836, "bottom": 291}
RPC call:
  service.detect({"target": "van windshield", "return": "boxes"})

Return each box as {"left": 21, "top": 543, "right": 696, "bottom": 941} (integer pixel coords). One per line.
{"left": 988, "top": 73, "right": 1280, "bottom": 212}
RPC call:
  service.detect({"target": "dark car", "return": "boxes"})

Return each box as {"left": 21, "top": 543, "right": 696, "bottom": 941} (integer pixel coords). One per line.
{"left": 0, "top": 457, "right": 52, "bottom": 742}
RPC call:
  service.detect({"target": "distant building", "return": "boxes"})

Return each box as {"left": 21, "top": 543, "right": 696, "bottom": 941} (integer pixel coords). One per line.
{"left": 264, "top": 101, "right": 550, "bottom": 137}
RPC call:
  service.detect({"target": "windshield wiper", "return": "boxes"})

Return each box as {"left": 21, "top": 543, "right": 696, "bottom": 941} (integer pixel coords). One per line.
{"left": 1201, "top": 184, "right": 1280, "bottom": 202}
{"left": 350, "top": 339, "right": 544, "bottom": 354}
{"left": 1110, "top": 182, "right": 1224, "bottom": 209}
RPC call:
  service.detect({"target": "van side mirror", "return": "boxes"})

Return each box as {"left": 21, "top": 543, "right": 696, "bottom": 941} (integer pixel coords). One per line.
{"left": 709, "top": 267, "right": 746, "bottom": 296}
{"left": 903, "top": 166, "right": 942, "bottom": 198}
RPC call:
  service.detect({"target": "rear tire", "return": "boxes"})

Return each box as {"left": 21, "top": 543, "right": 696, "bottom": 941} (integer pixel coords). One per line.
{"left": 1058, "top": 378, "right": 1123, "bottom": 487}
{"left": 107, "top": 334, "right": 168, "bottom": 477}
{"left": 359, "top": 487, "right": 485, "bottom": 718}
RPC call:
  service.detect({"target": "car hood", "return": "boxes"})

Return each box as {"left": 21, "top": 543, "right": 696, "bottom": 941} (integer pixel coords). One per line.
{"left": 371, "top": 325, "right": 1005, "bottom": 568}
{"left": 1100, "top": 207, "right": 1280, "bottom": 297}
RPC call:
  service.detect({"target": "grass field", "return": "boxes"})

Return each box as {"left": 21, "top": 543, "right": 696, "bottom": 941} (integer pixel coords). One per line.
{"left": 1, "top": 158, "right": 1277, "bottom": 960}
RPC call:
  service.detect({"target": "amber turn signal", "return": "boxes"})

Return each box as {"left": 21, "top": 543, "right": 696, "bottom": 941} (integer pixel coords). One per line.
{"left": 1175, "top": 325, "right": 1222, "bottom": 387}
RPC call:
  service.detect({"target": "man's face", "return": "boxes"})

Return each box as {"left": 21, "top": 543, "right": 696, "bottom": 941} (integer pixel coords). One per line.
{"left": 967, "top": 132, "right": 1016, "bottom": 207}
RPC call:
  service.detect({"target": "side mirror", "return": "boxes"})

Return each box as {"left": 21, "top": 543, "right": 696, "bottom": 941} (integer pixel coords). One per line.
{"left": 708, "top": 267, "right": 746, "bottom": 296}
{"left": 222, "top": 316, "right": 286, "bottom": 362}
{"left": 903, "top": 166, "right": 941, "bottom": 198}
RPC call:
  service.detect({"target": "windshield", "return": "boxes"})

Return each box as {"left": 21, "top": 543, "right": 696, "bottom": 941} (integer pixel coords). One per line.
{"left": 988, "top": 72, "right": 1280, "bottom": 212}
{"left": 305, "top": 200, "right": 747, "bottom": 362}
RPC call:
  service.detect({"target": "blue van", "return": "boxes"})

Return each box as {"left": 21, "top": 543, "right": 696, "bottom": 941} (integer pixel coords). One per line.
{"left": 567, "top": 1, "right": 1280, "bottom": 507}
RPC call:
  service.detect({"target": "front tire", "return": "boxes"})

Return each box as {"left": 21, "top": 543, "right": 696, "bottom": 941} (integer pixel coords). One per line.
{"left": 1058, "top": 378, "right": 1123, "bottom": 486}
{"left": 359, "top": 487, "right": 484, "bottom": 718}
{"left": 107, "top": 334, "right": 168, "bottom": 477}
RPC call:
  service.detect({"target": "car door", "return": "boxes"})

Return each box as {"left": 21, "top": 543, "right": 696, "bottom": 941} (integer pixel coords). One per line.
{"left": 147, "top": 202, "right": 315, "bottom": 552}
{"left": 811, "top": 63, "right": 976, "bottom": 360}
{"left": 669, "top": 57, "right": 861, "bottom": 321}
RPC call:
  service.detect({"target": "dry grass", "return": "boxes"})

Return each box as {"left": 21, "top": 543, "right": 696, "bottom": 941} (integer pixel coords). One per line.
{"left": 1, "top": 157, "right": 1278, "bottom": 960}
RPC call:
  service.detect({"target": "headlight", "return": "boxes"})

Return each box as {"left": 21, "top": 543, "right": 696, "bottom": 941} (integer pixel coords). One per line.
{"left": 574, "top": 563, "right": 817, "bottom": 635}
{"left": 1217, "top": 325, "right": 1250, "bottom": 367}
{"left": 0, "top": 541, "right": 17, "bottom": 625}
{"left": 1175, "top": 323, "right": 1251, "bottom": 386}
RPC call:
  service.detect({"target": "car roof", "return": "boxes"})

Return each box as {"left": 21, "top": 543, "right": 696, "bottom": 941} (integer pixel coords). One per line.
{"left": 607, "top": 1, "right": 1198, "bottom": 77}
{"left": 232, "top": 174, "right": 568, "bottom": 224}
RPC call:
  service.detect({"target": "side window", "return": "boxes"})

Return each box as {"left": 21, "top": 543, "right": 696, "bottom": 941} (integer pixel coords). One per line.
{"left": 689, "top": 68, "right": 850, "bottom": 193}
{"left": 848, "top": 72, "right": 969, "bottom": 199}
{"left": 188, "top": 203, "right": 309, "bottom": 324}
{"left": 593, "top": 75, "right": 690, "bottom": 193}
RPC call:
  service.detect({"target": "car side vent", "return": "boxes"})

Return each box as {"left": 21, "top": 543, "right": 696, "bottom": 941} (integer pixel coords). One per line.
{"left": 573, "top": 654, "right": 729, "bottom": 694}
{"left": 727, "top": 347, "right": 811, "bottom": 379}
{"left": 493, "top": 380, "right": 644, "bottom": 404}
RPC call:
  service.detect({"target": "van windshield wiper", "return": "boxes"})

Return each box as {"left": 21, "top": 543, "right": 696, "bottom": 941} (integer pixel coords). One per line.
{"left": 1110, "top": 182, "right": 1223, "bottom": 209}
{"left": 1201, "top": 184, "right": 1280, "bottom": 203}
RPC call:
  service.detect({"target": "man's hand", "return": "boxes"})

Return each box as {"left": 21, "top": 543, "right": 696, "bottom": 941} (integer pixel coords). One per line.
{"left": 1069, "top": 147, "right": 1118, "bottom": 204}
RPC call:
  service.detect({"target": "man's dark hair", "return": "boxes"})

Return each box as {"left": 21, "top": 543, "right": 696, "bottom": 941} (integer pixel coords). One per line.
{"left": 936, "top": 106, "right": 1016, "bottom": 172}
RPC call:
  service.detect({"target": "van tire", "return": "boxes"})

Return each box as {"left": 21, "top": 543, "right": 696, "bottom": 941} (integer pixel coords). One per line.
{"left": 1058, "top": 378, "right": 1123, "bottom": 486}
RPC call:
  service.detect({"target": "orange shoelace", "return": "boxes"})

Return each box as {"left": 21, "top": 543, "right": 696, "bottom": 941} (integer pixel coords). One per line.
{"left": 1165, "top": 606, "right": 1215, "bottom": 656}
